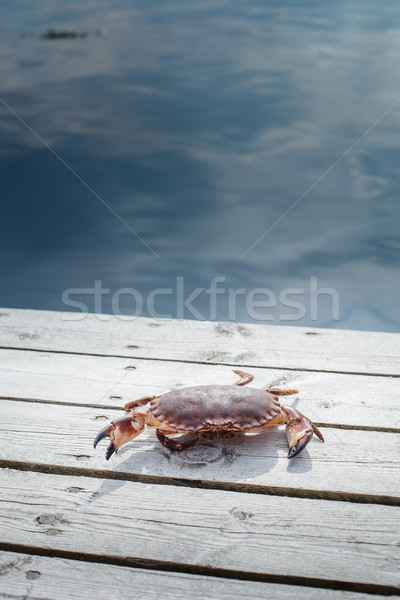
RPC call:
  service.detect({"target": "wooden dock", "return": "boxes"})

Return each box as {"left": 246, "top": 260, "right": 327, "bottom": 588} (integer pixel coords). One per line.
{"left": 0, "top": 308, "right": 399, "bottom": 598}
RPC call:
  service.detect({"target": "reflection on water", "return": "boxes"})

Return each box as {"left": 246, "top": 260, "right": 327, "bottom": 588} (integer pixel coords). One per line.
{"left": 0, "top": 0, "right": 399, "bottom": 331}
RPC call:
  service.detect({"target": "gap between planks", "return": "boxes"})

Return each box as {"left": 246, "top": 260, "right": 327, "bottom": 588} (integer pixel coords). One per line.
{"left": 1, "top": 460, "right": 399, "bottom": 507}
{"left": 2, "top": 349, "right": 400, "bottom": 430}
{"left": 0, "top": 543, "right": 397, "bottom": 598}
{"left": 0, "top": 550, "right": 394, "bottom": 600}
{"left": 2, "top": 308, "right": 400, "bottom": 376}
{"left": 1, "top": 344, "right": 399, "bottom": 378}
{"left": 0, "top": 468, "right": 399, "bottom": 594}
{"left": 2, "top": 395, "right": 399, "bottom": 433}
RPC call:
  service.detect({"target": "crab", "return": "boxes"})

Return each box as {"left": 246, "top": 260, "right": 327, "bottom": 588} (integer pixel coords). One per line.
{"left": 94, "top": 370, "right": 324, "bottom": 460}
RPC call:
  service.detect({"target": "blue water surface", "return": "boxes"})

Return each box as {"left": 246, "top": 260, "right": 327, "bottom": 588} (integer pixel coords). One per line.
{"left": 1, "top": 0, "right": 399, "bottom": 331}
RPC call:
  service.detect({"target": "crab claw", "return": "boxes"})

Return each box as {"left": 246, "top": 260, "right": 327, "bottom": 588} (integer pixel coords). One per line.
{"left": 93, "top": 414, "right": 145, "bottom": 460}
{"left": 286, "top": 417, "right": 315, "bottom": 459}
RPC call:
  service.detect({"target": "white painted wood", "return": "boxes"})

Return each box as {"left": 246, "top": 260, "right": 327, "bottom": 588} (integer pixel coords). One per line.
{"left": 1, "top": 400, "right": 399, "bottom": 498}
{"left": 1, "top": 348, "right": 400, "bottom": 428}
{"left": 0, "top": 469, "right": 399, "bottom": 588}
{"left": 1, "top": 308, "right": 399, "bottom": 375}
{"left": 1, "top": 551, "right": 388, "bottom": 600}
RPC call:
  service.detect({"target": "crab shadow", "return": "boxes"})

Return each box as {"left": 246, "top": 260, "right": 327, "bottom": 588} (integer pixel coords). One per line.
{"left": 87, "top": 478, "right": 127, "bottom": 504}
{"left": 89, "top": 424, "right": 314, "bottom": 503}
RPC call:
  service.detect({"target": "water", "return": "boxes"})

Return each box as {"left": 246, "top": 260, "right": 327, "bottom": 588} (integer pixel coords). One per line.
{"left": 1, "top": 0, "right": 399, "bottom": 331}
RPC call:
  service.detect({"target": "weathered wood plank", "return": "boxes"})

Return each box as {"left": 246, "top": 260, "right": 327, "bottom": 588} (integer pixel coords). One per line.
{"left": 0, "top": 469, "right": 399, "bottom": 589}
{"left": 1, "top": 551, "right": 389, "bottom": 600}
{"left": 1, "top": 400, "right": 399, "bottom": 498}
{"left": 1, "top": 348, "right": 399, "bottom": 428}
{"left": 1, "top": 308, "right": 399, "bottom": 375}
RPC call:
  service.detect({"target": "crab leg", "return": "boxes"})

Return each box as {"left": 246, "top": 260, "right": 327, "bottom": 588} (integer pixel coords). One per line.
{"left": 281, "top": 405, "right": 324, "bottom": 458}
{"left": 156, "top": 430, "right": 199, "bottom": 451}
{"left": 233, "top": 370, "right": 254, "bottom": 386}
{"left": 124, "top": 396, "right": 155, "bottom": 411}
{"left": 266, "top": 387, "right": 299, "bottom": 396}
{"left": 93, "top": 407, "right": 149, "bottom": 460}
